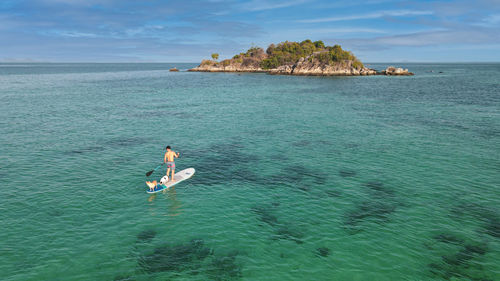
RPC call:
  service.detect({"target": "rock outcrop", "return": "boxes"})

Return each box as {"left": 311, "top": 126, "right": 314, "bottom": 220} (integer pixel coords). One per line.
{"left": 381, "top": 66, "right": 413, "bottom": 75}
{"left": 190, "top": 60, "right": 413, "bottom": 76}
{"left": 188, "top": 59, "right": 266, "bottom": 73}
{"left": 266, "top": 57, "right": 380, "bottom": 76}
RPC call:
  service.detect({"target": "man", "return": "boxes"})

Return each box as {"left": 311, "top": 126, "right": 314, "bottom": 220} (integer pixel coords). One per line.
{"left": 164, "top": 146, "right": 180, "bottom": 182}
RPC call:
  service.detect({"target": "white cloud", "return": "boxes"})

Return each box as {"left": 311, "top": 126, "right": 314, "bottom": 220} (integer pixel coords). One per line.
{"left": 285, "top": 27, "right": 387, "bottom": 35}
{"left": 484, "top": 13, "right": 500, "bottom": 24}
{"left": 298, "top": 10, "right": 433, "bottom": 23}
{"left": 41, "top": 30, "right": 99, "bottom": 38}
{"left": 331, "top": 28, "right": 500, "bottom": 50}
{"left": 240, "top": 0, "right": 309, "bottom": 12}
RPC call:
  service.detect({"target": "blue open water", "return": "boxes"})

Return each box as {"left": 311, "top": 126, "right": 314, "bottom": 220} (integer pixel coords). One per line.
{"left": 0, "top": 63, "right": 499, "bottom": 280}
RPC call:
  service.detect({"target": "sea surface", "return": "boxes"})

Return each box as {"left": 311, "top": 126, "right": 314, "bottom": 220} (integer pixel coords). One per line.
{"left": 0, "top": 63, "right": 499, "bottom": 281}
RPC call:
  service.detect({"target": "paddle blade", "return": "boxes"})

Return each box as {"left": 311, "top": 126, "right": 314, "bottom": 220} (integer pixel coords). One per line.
{"left": 146, "top": 170, "right": 154, "bottom": 177}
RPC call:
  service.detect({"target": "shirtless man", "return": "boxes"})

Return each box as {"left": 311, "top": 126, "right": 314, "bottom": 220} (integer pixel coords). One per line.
{"left": 164, "top": 146, "right": 180, "bottom": 182}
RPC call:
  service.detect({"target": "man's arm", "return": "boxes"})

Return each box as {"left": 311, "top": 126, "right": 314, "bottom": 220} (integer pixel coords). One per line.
{"left": 164, "top": 152, "right": 168, "bottom": 163}
{"left": 175, "top": 152, "right": 179, "bottom": 158}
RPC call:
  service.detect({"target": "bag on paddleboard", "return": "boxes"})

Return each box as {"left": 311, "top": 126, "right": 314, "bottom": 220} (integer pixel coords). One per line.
{"left": 160, "top": 175, "right": 169, "bottom": 185}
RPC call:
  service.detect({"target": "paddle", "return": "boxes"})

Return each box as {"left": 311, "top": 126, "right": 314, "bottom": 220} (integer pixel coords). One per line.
{"left": 146, "top": 163, "right": 164, "bottom": 177}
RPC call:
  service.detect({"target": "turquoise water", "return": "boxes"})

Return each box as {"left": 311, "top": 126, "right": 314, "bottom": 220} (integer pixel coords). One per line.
{"left": 0, "top": 63, "right": 499, "bottom": 281}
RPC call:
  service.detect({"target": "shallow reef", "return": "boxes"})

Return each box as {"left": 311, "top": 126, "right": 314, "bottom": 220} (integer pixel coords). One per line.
{"left": 450, "top": 202, "right": 500, "bottom": 239}
{"left": 269, "top": 164, "right": 328, "bottom": 188}
{"left": 343, "top": 181, "right": 399, "bottom": 233}
{"left": 105, "top": 137, "right": 148, "bottom": 147}
{"left": 339, "top": 169, "right": 356, "bottom": 178}
{"left": 272, "top": 226, "right": 305, "bottom": 244}
{"left": 138, "top": 238, "right": 212, "bottom": 273}
{"left": 425, "top": 201, "right": 500, "bottom": 280}
{"left": 47, "top": 208, "right": 64, "bottom": 217}
{"left": 428, "top": 237, "right": 491, "bottom": 281}
{"left": 65, "top": 145, "right": 105, "bottom": 154}
{"left": 251, "top": 205, "right": 279, "bottom": 226}
{"left": 251, "top": 203, "right": 305, "bottom": 244}
{"left": 187, "top": 141, "right": 261, "bottom": 186}
{"left": 433, "top": 233, "right": 464, "bottom": 245}
{"left": 316, "top": 247, "right": 330, "bottom": 257}
{"left": 64, "top": 136, "right": 147, "bottom": 155}
{"left": 206, "top": 251, "right": 242, "bottom": 281}
{"left": 325, "top": 189, "right": 342, "bottom": 197}
{"left": 136, "top": 229, "right": 156, "bottom": 242}
{"left": 135, "top": 237, "right": 242, "bottom": 280}
{"left": 113, "top": 275, "right": 134, "bottom": 281}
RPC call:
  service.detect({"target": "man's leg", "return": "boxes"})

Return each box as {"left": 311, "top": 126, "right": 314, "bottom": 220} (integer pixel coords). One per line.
{"left": 171, "top": 167, "right": 176, "bottom": 181}
{"left": 166, "top": 167, "right": 171, "bottom": 178}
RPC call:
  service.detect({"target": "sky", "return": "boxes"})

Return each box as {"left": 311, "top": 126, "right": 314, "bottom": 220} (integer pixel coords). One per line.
{"left": 1, "top": 0, "right": 499, "bottom": 62}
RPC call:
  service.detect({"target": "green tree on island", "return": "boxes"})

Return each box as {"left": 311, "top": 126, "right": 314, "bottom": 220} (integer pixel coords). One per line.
{"left": 260, "top": 40, "right": 363, "bottom": 69}
{"left": 211, "top": 53, "right": 219, "bottom": 61}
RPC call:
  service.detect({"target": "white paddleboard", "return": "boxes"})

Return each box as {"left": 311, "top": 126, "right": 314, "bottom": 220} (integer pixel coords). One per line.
{"left": 146, "top": 168, "right": 195, "bottom": 194}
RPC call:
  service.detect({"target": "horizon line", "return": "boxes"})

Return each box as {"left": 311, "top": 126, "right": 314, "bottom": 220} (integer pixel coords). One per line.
{"left": 1, "top": 61, "right": 500, "bottom": 64}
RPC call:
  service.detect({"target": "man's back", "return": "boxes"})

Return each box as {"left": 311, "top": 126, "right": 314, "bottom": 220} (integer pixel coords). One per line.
{"left": 165, "top": 150, "right": 176, "bottom": 162}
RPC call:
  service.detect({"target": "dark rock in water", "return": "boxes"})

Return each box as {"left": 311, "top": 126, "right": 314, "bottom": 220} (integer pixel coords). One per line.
{"left": 359, "top": 201, "right": 395, "bottom": 219}
{"left": 343, "top": 200, "right": 396, "bottom": 230}
{"left": 316, "top": 247, "right": 330, "bottom": 257}
{"left": 427, "top": 263, "right": 443, "bottom": 277}
{"left": 450, "top": 202, "right": 500, "bottom": 239}
{"left": 273, "top": 226, "right": 304, "bottom": 244}
{"left": 105, "top": 137, "right": 147, "bottom": 147}
{"left": 428, "top": 238, "right": 491, "bottom": 280}
{"left": 269, "top": 154, "right": 288, "bottom": 161}
{"left": 137, "top": 230, "right": 156, "bottom": 242}
{"left": 442, "top": 254, "right": 467, "bottom": 266}
{"left": 344, "top": 143, "right": 360, "bottom": 149}
{"left": 433, "top": 234, "right": 464, "bottom": 245}
{"left": 441, "top": 242, "right": 487, "bottom": 267}
{"left": 339, "top": 170, "right": 356, "bottom": 178}
{"left": 271, "top": 165, "right": 327, "bottom": 186}
{"left": 251, "top": 204, "right": 306, "bottom": 244}
{"left": 293, "top": 140, "right": 311, "bottom": 147}
{"left": 325, "top": 189, "right": 342, "bottom": 197}
{"left": 364, "top": 181, "right": 384, "bottom": 191}
{"left": 298, "top": 186, "right": 310, "bottom": 192}
{"left": 189, "top": 140, "right": 262, "bottom": 186}
{"left": 138, "top": 238, "right": 211, "bottom": 273}
{"left": 66, "top": 146, "right": 105, "bottom": 154}
{"left": 251, "top": 129, "right": 275, "bottom": 137}
{"left": 484, "top": 216, "right": 500, "bottom": 238}
{"left": 206, "top": 251, "right": 242, "bottom": 281}
{"left": 114, "top": 275, "right": 134, "bottom": 281}
{"left": 48, "top": 209, "right": 63, "bottom": 217}
{"left": 364, "top": 181, "right": 395, "bottom": 198}
{"left": 341, "top": 180, "right": 401, "bottom": 233}
{"left": 251, "top": 205, "right": 279, "bottom": 226}
{"left": 463, "top": 243, "right": 487, "bottom": 256}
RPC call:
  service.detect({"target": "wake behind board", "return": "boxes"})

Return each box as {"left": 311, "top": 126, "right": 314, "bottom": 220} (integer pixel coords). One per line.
{"left": 146, "top": 168, "right": 195, "bottom": 194}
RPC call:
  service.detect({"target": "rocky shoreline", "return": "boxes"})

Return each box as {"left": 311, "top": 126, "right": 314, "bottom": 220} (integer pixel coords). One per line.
{"left": 189, "top": 62, "right": 412, "bottom": 76}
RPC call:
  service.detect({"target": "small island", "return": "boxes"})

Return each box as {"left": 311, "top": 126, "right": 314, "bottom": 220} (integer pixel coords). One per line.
{"left": 189, "top": 40, "right": 413, "bottom": 76}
